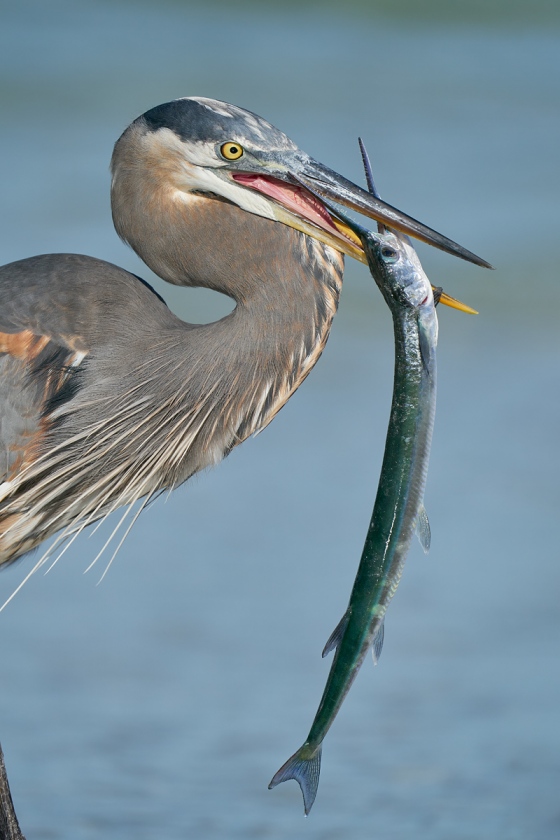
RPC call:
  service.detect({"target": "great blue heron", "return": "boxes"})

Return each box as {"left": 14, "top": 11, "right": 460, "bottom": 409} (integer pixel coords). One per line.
{"left": 0, "top": 97, "right": 489, "bottom": 577}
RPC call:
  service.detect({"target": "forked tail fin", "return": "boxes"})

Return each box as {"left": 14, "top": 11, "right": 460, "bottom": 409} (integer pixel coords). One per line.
{"left": 268, "top": 743, "right": 322, "bottom": 815}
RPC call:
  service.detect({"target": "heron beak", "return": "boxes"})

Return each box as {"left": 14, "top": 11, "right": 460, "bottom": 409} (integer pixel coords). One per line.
{"left": 232, "top": 160, "right": 492, "bottom": 271}
{"left": 292, "top": 160, "right": 493, "bottom": 269}
{"left": 231, "top": 158, "right": 489, "bottom": 313}
{"left": 284, "top": 169, "right": 480, "bottom": 316}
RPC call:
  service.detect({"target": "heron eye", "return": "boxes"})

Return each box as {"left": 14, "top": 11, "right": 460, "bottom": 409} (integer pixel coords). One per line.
{"left": 381, "top": 247, "right": 398, "bottom": 263}
{"left": 220, "top": 142, "right": 244, "bottom": 161}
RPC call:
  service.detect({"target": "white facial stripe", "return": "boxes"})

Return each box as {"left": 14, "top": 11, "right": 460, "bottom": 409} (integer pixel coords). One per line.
{"left": 141, "top": 127, "right": 287, "bottom": 222}
{"left": 175, "top": 164, "right": 278, "bottom": 221}
{"left": 184, "top": 140, "right": 225, "bottom": 167}
{"left": 148, "top": 126, "right": 325, "bottom": 229}
{"left": 153, "top": 126, "right": 274, "bottom": 172}
{"left": 153, "top": 127, "right": 223, "bottom": 168}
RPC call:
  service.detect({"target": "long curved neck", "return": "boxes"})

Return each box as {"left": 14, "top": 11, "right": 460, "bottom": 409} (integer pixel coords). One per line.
{"left": 189, "top": 227, "right": 341, "bottom": 438}
{"left": 111, "top": 154, "right": 344, "bottom": 482}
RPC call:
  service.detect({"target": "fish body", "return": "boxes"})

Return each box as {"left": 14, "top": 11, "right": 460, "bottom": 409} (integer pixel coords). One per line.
{"left": 269, "top": 227, "right": 438, "bottom": 814}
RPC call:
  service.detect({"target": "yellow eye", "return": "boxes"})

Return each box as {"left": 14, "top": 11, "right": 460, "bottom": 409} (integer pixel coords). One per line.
{"left": 220, "top": 142, "right": 244, "bottom": 161}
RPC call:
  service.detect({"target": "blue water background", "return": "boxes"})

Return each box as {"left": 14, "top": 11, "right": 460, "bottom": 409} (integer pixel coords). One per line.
{"left": 0, "top": 2, "right": 559, "bottom": 837}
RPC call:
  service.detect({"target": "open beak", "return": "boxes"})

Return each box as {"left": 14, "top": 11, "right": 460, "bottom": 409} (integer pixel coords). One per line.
{"left": 233, "top": 158, "right": 491, "bottom": 269}
{"left": 231, "top": 155, "right": 490, "bottom": 313}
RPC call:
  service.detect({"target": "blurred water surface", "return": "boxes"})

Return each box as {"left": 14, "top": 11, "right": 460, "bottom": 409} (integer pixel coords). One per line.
{"left": 0, "top": 2, "right": 559, "bottom": 838}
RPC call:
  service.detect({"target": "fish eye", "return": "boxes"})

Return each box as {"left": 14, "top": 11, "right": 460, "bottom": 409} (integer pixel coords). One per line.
{"left": 220, "top": 142, "right": 244, "bottom": 161}
{"left": 381, "top": 246, "right": 398, "bottom": 263}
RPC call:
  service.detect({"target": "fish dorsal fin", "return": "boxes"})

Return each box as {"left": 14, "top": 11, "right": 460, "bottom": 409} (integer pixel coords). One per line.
{"left": 415, "top": 504, "right": 431, "bottom": 554}
{"left": 322, "top": 611, "right": 350, "bottom": 658}
{"left": 371, "top": 620, "right": 385, "bottom": 666}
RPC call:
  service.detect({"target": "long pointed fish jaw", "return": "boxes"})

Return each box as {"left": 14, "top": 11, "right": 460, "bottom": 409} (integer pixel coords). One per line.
{"left": 437, "top": 290, "right": 478, "bottom": 315}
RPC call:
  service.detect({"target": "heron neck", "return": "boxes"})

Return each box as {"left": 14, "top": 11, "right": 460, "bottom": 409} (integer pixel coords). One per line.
{"left": 167, "top": 225, "right": 343, "bottom": 477}
{"left": 112, "top": 176, "right": 344, "bottom": 474}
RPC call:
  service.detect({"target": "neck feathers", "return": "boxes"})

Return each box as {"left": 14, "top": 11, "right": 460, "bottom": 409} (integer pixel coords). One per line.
{"left": 159, "top": 231, "right": 343, "bottom": 483}
{"left": 111, "top": 122, "right": 344, "bottom": 477}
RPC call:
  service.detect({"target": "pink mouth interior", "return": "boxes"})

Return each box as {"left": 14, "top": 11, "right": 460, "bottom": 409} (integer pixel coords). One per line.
{"left": 232, "top": 173, "right": 341, "bottom": 238}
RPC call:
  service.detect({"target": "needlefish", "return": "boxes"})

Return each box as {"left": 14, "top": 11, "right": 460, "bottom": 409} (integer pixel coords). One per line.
{"left": 269, "top": 148, "right": 446, "bottom": 814}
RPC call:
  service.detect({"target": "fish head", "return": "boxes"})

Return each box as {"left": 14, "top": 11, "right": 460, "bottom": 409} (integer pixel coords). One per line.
{"left": 360, "top": 229, "right": 434, "bottom": 311}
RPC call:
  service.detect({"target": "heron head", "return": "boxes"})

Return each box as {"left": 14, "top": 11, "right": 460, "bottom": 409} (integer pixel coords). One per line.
{"left": 110, "top": 97, "right": 490, "bottom": 281}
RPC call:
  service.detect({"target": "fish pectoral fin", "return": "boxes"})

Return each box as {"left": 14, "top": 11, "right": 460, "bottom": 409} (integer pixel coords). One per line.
{"left": 415, "top": 504, "right": 431, "bottom": 554}
{"left": 371, "top": 620, "right": 385, "bottom": 666}
{"left": 322, "top": 610, "right": 350, "bottom": 658}
{"left": 269, "top": 743, "right": 322, "bottom": 816}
